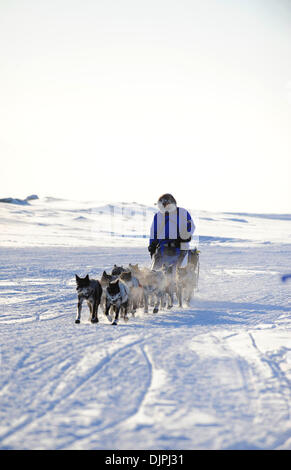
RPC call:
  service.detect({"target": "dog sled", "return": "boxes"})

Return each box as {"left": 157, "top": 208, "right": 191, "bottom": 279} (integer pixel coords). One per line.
{"left": 149, "top": 246, "right": 200, "bottom": 309}
{"left": 150, "top": 241, "right": 199, "bottom": 274}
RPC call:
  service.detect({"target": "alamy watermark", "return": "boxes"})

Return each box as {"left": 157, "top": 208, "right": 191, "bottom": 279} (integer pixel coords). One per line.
{"left": 89, "top": 202, "right": 200, "bottom": 247}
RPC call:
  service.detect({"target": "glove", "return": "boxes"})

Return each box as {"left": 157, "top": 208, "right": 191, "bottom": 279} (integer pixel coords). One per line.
{"left": 148, "top": 241, "right": 158, "bottom": 258}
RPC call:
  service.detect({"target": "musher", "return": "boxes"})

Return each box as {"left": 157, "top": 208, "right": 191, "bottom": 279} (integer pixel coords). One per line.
{"left": 148, "top": 193, "right": 195, "bottom": 270}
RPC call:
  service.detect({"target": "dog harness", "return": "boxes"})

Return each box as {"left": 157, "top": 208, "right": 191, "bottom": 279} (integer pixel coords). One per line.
{"left": 106, "top": 282, "right": 129, "bottom": 305}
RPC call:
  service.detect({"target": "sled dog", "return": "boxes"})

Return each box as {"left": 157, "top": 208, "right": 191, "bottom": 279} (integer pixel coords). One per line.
{"left": 101, "top": 270, "right": 117, "bottom": 286}
{"left": 119, "top": 270, "right": 143, "bottom": 315}
{"left": 128, "top": 264, "right": 164, "bottom": 313}
{"left": 75, "top": 274, "right": 103, "bottom": 323}
{"left": 105, "top": 279, "right": 130, "bottom": 325}
{"left": 188, "top": 249, "right": 200, "bottom": 286}
{"left": 176, "top": 250, "right": 199, "bottom": 307}
{"left": 111, "top": 264, "right": 127, "bottom": 276}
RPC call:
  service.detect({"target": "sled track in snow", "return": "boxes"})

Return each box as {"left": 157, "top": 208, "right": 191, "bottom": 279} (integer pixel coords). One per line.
{"left": 0, "top": 334, "right": 152, "bottom": 449}
{"left": 1, "top": 242, "right": 291, "bottom": 449}
{"left": 62, "top": 343, "right": 155, "bottom": 449}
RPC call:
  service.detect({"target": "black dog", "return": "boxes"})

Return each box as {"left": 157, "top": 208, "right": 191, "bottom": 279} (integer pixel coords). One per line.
{"left": 105, "top": 279, "right": 129, "bottom": 325}
{"left": 75, "top": 274, "right": 102, "bottom": 324}
{"left": 111, "top": 264, "right": 127, "bottom": 276}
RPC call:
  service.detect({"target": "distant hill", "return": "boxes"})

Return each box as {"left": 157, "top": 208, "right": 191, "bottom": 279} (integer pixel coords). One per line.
{"left": 0, "top": 194, "right": 39, "bottom": 205}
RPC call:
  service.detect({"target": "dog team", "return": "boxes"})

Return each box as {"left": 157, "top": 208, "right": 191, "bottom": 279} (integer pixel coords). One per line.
{"left": 75, "top": 248, "right": 199, "bottom": 325}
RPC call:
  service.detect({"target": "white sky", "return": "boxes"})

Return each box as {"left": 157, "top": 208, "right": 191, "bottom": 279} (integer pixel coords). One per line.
{"left": 0, "top": 0, "right": 290, "bottom": 212}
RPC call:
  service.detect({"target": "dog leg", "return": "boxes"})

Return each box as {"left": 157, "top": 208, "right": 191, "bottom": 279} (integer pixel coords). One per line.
{"left": 88, "top": 301, "right": 93, "bottom": 322}
{"left": 105, "top": 300, "right": 113, "bottom": 323}
{"left": 143, "top": 290, "right": 148, "bottom": 314}
{"left": 139, "top": 291, "right": 144, "bottom": 308}
{"left": 75, "top": 297, "right": 83, "bottom": 323}
{"left": 128, "top": 296, "right": 134, "bottom": 315}
{"left": 167, "top": 288, "right": 173, "bottom": 309}
{"left": 177, "top": 286, "right": 183, "bottom": 308}
{"left": 161, "top": 292, "right": 166, "bottom": 309}
{"left": 131, "top": 293, "right": 138, "bottom": 316}
{"left": 186, "top": 286, "right": 194, "bottom": 307}
{"left": 119, "top": 304, "right": 124, "bottom": 319}
{"left": 153, "top": 291, "right": 161, "bottom": 313}
{"left": 91, "top": 299, "right": 99, "bottom": 323}
{"left": 112, "top": 306, "right": 120, "bottom": 325}
{"left": 123, "top": 301, "right": 129, "bottom": 322}
{"left": 100, "top": 292, "right": 106, "bottom": 312}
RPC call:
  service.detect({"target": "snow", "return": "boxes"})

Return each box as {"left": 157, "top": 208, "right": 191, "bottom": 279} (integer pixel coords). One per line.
{"left": 0, "top": 197, "right": 290, "bottom": 450}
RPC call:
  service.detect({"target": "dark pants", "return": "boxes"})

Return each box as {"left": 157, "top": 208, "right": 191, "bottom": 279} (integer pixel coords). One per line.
{"left": 151, "top": 245, "right": 187, "bottom": 270}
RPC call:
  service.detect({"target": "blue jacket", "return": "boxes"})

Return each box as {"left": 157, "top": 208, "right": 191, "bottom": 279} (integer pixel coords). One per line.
{"left": 149, "top": 206, "right": 195, "bottom": 250}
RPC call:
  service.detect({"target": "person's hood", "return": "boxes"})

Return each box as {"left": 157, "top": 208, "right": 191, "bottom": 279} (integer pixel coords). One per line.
{"left": 157, "top": 202, "right": 177, "bottom": 214}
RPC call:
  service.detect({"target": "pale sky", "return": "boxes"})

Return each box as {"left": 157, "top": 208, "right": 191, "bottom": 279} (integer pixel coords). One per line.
{"left": 0, "top": 0, "right": 290, "bottom": 212}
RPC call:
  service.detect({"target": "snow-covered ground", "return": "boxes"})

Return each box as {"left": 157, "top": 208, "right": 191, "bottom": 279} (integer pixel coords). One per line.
{"left": 0, "top": 197, "right": 290, "bottom": 450}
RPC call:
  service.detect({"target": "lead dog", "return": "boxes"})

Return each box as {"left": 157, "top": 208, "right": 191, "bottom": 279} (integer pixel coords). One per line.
{"left": 100, "top": 270, "right": 118, "bottom": 313}
{"left": 75, "top": 274, "right": 103, "bottom": 323}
